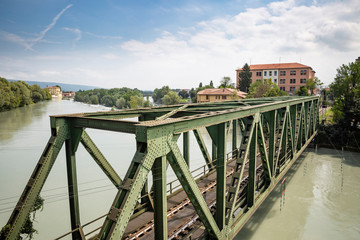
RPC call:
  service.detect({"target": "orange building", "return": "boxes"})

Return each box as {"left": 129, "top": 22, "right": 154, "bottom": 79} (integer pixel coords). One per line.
{"left": 236, "top": 63, "right": 315, "bottom": 94}
{"left": 197, "top": 88, "right": 247, "bottom": 103}
{"left": 45, "top": 86, "right": 62, "bottom": 98}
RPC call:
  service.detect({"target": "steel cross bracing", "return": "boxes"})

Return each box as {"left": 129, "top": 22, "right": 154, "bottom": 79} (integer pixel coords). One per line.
{"left": 1, "top": 96, "right": 320, "bottom": 240}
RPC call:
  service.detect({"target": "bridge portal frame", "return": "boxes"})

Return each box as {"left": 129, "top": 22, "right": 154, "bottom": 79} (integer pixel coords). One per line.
{"left": 1, "top": 96, "right": 319, "bottom": 240}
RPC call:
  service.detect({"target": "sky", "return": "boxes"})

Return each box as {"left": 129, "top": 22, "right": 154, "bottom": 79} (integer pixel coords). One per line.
{"left": 0, "top": 0, "right": 359, "bottom": 90}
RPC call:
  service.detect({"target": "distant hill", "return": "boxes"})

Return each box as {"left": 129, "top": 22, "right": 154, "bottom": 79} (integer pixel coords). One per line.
{"left": 8, "top": 79, "right": 98, "bottom": 92}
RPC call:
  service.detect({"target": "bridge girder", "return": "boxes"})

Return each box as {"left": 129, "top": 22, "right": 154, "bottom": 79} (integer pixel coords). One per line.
{"left": 1, "top": 96, "right": 319, "bottom": 240}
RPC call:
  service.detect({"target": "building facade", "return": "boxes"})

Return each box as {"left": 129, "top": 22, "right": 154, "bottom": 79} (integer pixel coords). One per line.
{"left": 236, "top": 63, "right": 315, "bottom": 94}
{"left": 197, "top": 88, "right": 247, "bottom": 103}
{"left": 45, "top": 86, "right": 62, "bottom": 98}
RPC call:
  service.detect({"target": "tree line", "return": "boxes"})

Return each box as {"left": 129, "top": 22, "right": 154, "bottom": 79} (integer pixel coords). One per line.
{"left": 74, "top": 87, "right": 151, "bottom": 109}
{"left": 0, "top": 77, "right": 51, "bottom": 112}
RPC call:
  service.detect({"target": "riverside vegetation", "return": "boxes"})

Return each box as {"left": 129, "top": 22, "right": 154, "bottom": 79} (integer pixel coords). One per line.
{"left": 0, "top": 77, "right": 51, "bottom": 112}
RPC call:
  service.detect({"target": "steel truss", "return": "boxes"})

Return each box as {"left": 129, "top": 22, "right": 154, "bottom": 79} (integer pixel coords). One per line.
{"left": 2, "top": 96, "right": 319, "bottom": 240}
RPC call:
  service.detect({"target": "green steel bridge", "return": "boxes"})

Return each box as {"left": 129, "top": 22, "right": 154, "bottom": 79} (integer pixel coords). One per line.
{"left": 1, "top": 96, "right": 319, "bottom": 240}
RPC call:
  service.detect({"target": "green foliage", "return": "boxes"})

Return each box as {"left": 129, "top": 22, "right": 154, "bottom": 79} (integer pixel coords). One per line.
{"left": 306, "top": 77, "right": 322, "bottom": 95}
{"left": 152, "top": 86, "right": 170, "bottom": 104}
{"left": 330, "top": 61, "right": 360, "bottom": 129}
{"left": 75, "top": 87, "right": 144, "bottom": 109}
{"left": 162, "top": 91, "right": 182, "bottom": 105}
{"left": 178, "top": 89, "right": 189, "bottom": 99}
{"left": 0, "top": 77, "right": 51, "bottom": 112}
{"left": 0, "top": 195, "right": 45, "bottom": 239}
{"left": 296, "top": 86, "right": 309, "bottom": 96}
{"left": 247, "top": 79, "right": 288, "bottom": 98}
{"left": 238, "top": 63, "right": 252, "bottom": 92}
{"left": 129, "top": 95, "right": 144, "bottom": 109}
{"left": 210, "top": 80, "right": 214, "bottom": 87}
{"left": 199, "top": 82, "right": 203, "bottom": 88}
{"left": 219, "top": 76, "right": 234, "bottom": 88}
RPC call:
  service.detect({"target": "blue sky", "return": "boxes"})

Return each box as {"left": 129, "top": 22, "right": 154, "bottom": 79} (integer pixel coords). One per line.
{"left": 0, "top": 0, "right": 359, "bottom": 89}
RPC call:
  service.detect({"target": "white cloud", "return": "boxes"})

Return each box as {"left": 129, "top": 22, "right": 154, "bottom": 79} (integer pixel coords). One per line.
{"left": 1, "top": 0, "right": 360, "bottom": 89}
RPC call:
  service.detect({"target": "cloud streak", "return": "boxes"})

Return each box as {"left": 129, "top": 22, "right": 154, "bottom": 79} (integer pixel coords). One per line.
{"left": 0, "top": 4, "right": 72, "bottom": 50}
{"left": 64, "top": 27, "right": 82, "bottom": 47}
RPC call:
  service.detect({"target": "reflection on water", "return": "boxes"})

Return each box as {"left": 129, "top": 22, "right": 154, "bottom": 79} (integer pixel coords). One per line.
{"left": 235, "top": 148, "right": 360, "bottom": 240}
{"left": 0, "top": 102, "right": 43, "bottom": 143}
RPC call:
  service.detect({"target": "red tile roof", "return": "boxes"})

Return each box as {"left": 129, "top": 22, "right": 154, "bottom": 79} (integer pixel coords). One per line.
{"left": 197, "top": 88, "right": 247, "bottom": 98}
{"left": 236, "top": 62, "right": 313, "bottom": 71}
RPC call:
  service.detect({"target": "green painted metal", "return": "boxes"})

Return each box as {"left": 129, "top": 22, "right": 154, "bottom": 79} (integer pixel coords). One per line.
{"left": 80, "top": 131, "right": 122, "bottom": 188}
{"left": 193, "top": 129, "right": 214, "bottom": 169}
{"left": 153, "top": 156, "right": 167, "bottom": 239}
{"left": 183, "top": 131, "right": 190, "bottom": 166}
{"left": 2, "top": 96, "right": 320, "bottom": 240}
{"left": 65, "top": 138, "right": 82, "bottom": 240}
{"left": 3, "top": 117, "right": 69, "bottom": 239}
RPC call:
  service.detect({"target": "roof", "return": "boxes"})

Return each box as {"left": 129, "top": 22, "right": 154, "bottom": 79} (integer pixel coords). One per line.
{"left": 197, "top": 88, "right": 247, "bottom": 98}
{"left": 236, "top": 63, "right": 313, "bottom": 71}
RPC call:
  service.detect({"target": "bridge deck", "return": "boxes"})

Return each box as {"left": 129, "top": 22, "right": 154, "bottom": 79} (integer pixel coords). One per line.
{"left": 124, "top": 158, "right": 263, "bottom": 239}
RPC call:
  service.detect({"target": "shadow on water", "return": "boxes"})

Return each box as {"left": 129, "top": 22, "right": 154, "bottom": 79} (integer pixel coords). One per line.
{"left": 0, "top": 102, "right": 47, "bottom": 143}
{"left": 316, "top": 146, "right": 360, "bottom": 168}
{"left": 235, "top": 150, "right": 310, "bottom": 239}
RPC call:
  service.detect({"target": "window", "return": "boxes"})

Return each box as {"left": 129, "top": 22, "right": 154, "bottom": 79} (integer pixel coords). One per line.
{"left": 264, "top": 71, "right": 267, "bottom": 76}
{"left": 269, "top": 71, "right": 272, "bottom": 76}
{"left": 290, "top": 79, "right": 296, "bottom": 84}
{"left": 300, "top": 70, "right": 307, "bottom": 75}
{"left": 280, "top": 79, "right": 286, "bottom": 84}
{"left": 274, "top": 71, "right": 277, "bottom": 76}
{"left": 222, "top": 96, "right": 226, "bottom": 100}
{"left": 206, "top": 95, "right": 209, "bottom": 100}
{"left": 300, "top": 78, "right": 306, "bottom": 83}
{"left": 256, "top": 71, "right": 262, "bottom": 76}
{"left": 280, "top": 87, "right": 286, "bottom": 91}
{"left": 290, "top": 70, "right": 296, "bottom": 75}
{"left": 290, "top": 87, "right": 296, "bottom": 92}
{"left": 274, "top": 79, "right": 277, "bottom": 84}
{"left": 280, "top": 71, "right": 286, "bottom": 76}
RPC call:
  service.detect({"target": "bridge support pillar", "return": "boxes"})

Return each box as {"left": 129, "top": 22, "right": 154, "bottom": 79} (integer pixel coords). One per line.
{"left": 65, "top": 132, "right": 82, "bottom": 240}
{"left": 153, "top": 155, "right": 168, "bottom": 239}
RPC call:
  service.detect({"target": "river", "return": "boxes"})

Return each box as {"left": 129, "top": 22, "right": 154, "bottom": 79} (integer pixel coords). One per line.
{"left": 0, "top": 100, "right": 359, "bottom": 239}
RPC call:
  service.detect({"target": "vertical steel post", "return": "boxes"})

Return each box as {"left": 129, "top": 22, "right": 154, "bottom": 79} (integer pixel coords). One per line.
{"left": 65, "top": 139, "right": 81, "bottom": 240}
{"left": 268, "top": 111, "right": 276, "bottom": 176}
{"left": 215, "top": 123, "right": 226, "bottom": 230}
{"left": 183, "top": 131, "right": 190, "bottom": 166}
{"left": 212, "top": 141, "right": 217, "bottom": 166}
{"left": 247, "top": 118, "right": 257, "bottom": 208}
{"left": 153, "top": 155, "right": 168, "bottom": 240}
{"left": 232, "top": 119, "right": 237, "bottom": 158}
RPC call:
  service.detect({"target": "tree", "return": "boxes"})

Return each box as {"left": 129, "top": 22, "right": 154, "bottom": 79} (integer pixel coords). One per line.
{"left": 296, "top": 86, "right": 309, "bottom": 96}
{"left": 199, "top": 82, "right": 203, "bottom": 88}
{"left": 306, "top": 77, "right": 322, "bottom": 95}
{"left": 210, "top": 80, "right": 214, "bottom": 87}
{"left": 129, "top": 95, "right": 144, "bottom": 109}
{"left": 238, "top": 63, "right": 252, "bottom": 93}
{"left": 247, "top": 79, "right": 288, "bottom": 98}
{"left": 330, "top": 61, "right": 360, "bottom": 129}
{"left": 219, "top": 76, "right": 234, "bottom": 88}
{"left": 178, "top": 90, "right": 189, "bottom": 99}
{"left": 162, "top": 91, "right": 182, "bottom": 105}
{"left": 115, "top": 97, "right": 126, "bottom": 109}
{"left": 152, "top": 86, "right": 170, "bottom": 104}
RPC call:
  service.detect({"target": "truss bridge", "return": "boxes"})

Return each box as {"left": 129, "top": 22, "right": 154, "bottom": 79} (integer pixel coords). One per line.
{"left": 2, "top": 96, "right": 320, "bottom": 240}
